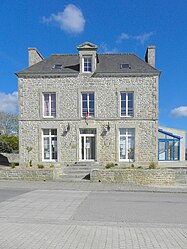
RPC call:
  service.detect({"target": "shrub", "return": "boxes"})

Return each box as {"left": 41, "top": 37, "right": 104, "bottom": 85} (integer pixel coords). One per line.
{"left": 29, "top": 160, "right": 32, "bottom": 167}
{"left": 131, "top": 164, "right": 135, "bottom": 168}
{"left": 105, "top": 162, "right": 115, "bottom": 169}
{"left": 37, "top": 164, "right": 44, "bottom": 169}
{"left": 149, "top": 162, "right": 157, "bottom": 169}
{"left": 10, "top": 162, "right": 15, "bottom": 168}
{"left": 49, "top": 165, "right": 54, "bottom": 168}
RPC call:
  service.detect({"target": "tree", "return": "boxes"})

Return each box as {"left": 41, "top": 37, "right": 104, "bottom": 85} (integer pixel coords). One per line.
{"left": 0, "top": 135, "right": 19, "bottom": 153}
{"left": 0, "top": 112, "right": 18, "bottom": 136}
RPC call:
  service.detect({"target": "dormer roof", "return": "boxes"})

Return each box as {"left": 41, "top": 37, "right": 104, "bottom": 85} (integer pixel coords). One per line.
{"left": 77, "top": 42, "right": 98, "bottom": 51}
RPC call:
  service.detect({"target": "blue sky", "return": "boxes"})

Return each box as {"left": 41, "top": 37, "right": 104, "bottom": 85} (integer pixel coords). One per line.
{"left": 0, "top": 0, "right": 186, "bottom": 138}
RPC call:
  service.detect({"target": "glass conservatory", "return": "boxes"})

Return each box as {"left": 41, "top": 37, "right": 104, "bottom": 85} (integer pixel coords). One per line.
{"left": 158, "top": 128, "right": 180, "bottom": 161}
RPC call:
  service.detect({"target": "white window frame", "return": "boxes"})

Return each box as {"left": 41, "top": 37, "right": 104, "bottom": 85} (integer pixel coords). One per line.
{"left": 42, "top": 129, "right": 57, "bottom": 162}
{"left": 81, "top": 92, "right": 95, "bottom": 117}
{"left": 83, "top": 56, "right": 92, "bottom": 73}
{"left": 119, "top": 128, "right": 135, "bottom": 161}
{"left": 120, "top": 92, "right": 134, "bottom": 117}
{"left": 43, "top": 93, "right": 56, "bottom": 118}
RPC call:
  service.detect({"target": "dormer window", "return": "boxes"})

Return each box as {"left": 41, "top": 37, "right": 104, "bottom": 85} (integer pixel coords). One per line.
{"left": 83, "top": 56, "right": 92, "bottom": 72}
{"left": 77, "top": 42, "right": 98, "bottom": 74}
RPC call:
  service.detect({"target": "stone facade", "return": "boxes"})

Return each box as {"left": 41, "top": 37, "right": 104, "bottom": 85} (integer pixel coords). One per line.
{"left": 17, "top": 42, "right": 159, "bottom": 168}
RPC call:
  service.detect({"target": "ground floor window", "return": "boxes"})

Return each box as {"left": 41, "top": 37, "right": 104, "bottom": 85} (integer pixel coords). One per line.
{"left": 119, "top": 128, "right": 135, "bottom": 161}
{"left": 42, "top": 129, "right": 57, "bottom": 161}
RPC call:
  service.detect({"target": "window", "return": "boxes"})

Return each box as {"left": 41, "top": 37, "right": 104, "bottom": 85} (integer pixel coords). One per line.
{"left": 83, "top": 57, "right": 92, "bottom": 72}
{"left": 120, "top": 92, "right": 134, "bottom": 117}
{"left": 120, "top": 64, "right": 131, "bottom": 69}
{"left": 43, "top": 93, "right": 56, "bottom": 117}
{"left": 52, "top": 64, "right": 62, "bottom": 69}
{"left": 81, "top": 93, "right": 94, "bottom": 117}
{"left": 42, "top": 129, "right": 57, "bottom": 161}
{"left": 119, "top": 128, "right": 135, "bottom": 161}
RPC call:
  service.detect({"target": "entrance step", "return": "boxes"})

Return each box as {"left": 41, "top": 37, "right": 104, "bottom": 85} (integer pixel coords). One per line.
{"left": 60, "top": 162, "right": 100, "bottom": 182}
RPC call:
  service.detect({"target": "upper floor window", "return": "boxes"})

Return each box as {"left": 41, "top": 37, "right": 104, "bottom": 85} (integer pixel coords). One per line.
{"left": 43, "top": 93, "right": 56, "bottom": 118}
{"left": 120, "top": 92, "right": 134, "bottom": 117}
{"left": 82, "top": 93, "right": 94, "bottom": 117}
{"left": 83, "top": 57, "right": 92, "bottom": 72}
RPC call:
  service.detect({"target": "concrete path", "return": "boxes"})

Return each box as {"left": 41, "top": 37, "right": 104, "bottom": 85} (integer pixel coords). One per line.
{"left": 0, "top": 180, "right": 186, "bottom": 248}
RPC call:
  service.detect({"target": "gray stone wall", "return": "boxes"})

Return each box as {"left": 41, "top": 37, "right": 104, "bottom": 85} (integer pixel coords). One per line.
{"left": 91, "top": 169, "right": 175, "bottom": 185}
{"left": 18, "top": 74, "right": 158, "bottom": 166}
{"left": 0, "top": 168, "right": 62, "bottom": 181}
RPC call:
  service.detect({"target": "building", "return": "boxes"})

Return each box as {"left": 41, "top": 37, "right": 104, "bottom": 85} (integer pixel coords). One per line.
{"left": 158, "top": 126, "right": 186, "bottom": 162}
{"left": 16, "top": 42, "right": 160, "bottom": 167}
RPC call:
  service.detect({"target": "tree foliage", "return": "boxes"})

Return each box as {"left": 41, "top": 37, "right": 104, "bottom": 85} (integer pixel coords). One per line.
{"left": 0, "top": 112, "right": 19, "bottom": 153}
{"left": 0, "top": 112, "right": 18, "bottom": 136}
{"left": 0, "top": 135, "right": 19, "bottom": 153}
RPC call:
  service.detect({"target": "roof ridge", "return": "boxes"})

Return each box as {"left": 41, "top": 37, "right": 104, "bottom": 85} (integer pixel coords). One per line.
{"left": 52, "top": 54, "right": 78, "bottom": 56}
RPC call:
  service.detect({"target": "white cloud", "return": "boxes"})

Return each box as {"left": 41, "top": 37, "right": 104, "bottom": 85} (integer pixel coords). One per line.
{"left": 134, "top": 32, "right": 154, "bottom": 44}
{"left": 117, "top": 32, "right": 154, "bottom": 44}
{"left": 42, "top": 4, "right": 85, "bottom": 33}
{"left": 0, "top": 92, "right": 18, "bottom": 114}
{"left": 116, "top": 33, "right": 130, "bottom": 43}
{"left": 170, "top": 106, "right": 187, "bottom": 117}
{"left": 99, "top": 43, "right": 118, "bottom": 53}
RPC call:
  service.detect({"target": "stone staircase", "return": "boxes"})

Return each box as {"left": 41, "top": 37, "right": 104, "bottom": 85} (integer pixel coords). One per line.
{"left": 60, "top": 162, "right": 100, "bottom": 182}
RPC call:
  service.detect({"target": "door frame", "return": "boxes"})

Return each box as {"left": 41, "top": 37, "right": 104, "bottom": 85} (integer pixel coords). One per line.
{"left": 79, "top": 132, "right": 96, "bottom": 161}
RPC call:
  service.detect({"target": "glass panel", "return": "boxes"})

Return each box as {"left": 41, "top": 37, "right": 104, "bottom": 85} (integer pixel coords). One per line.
{"left": 51, "top": 129, "right": 57, "bottom": 135}
{"left": 51, "top": 94, "right": 56, "bottom": 117}
{"left": 128, "top": 137, "right": 135, "bottom": 159}
{"left": 82, "top": 94, "right": 87, "bottom": 101}
{"left": 128, "top": 128, "right": 135, "bottom": 136}
{"left": 121, "top": 93, "right": 126, "bottom": 116}
{"left": 89, "top": 93, "right": 94, "bottom": 101}
{"left": 159, "top": 141, "right": 165, "bottom": 160}
{"left": 80, "top": 129, "right": 96, "bottom": 134}
{"left": 44, "top": 137, "right": 50, "bottom": 160}
{"left": 84, "top": 57, "right": 92, "bottom": 72}
{"left": 43, "top": 129, "right": 49, "bottom": 135}
{"left": 167, "top": 141, "right": 173, "bottom": 160}
{"left": 121, "top": 93, "right": 126, "bottom": 101}
{"left": 120, "top": 128, "right": 126, "bottom": 135}
{"left": 120, "top": 136, "right": 126, "bottom": 159}
{"left": 51, "top": 137, "right": 57, "bottom": 160}
{"left": 158, "top": 131, "right": 166, "bottom": 139}
{"left": 86, "top": 137, "right": 95, "bottom": 160}
{"left": 44, "top": 94, "right": 49, "bottom": 116}
{"left": 174, "top": 140, "right": 179, "bottom": 160}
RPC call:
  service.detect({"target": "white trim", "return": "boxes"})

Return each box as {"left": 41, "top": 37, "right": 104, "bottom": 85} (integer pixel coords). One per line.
{"left": 82, "top": 56, "right": 92, "bottom": 73}
{"left": 43, "top": 93, "right": 56, "bottom": 118}
{"left": 42, "top": 129, "right": 58, "bottom": 162}
{"left": 120, "top": 92, "right": 134, "bottom": 117}
{"left": 79, "top": 132, "right": 96, "bottom": 161}
{"left": 81, "top": 92, "right": 95, "bottom": 118}
{"left": 119, "top": 128, "right": 135, "bottom": 161}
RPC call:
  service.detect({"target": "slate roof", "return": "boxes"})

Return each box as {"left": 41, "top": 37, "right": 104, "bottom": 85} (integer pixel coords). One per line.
{"left": 16, "top": 53, "right": 160, "bottom": 77}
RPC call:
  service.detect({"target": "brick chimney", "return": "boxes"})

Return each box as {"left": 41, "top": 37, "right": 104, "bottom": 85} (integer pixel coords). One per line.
{"left": 28, "top": 48, "right": 43, "bottom": 67}
{"left": 145, "top": 46, "right": 156, "bottom": 68}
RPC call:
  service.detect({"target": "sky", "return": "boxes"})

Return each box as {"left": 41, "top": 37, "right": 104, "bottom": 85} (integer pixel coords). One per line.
{"left": 0, "top": 0, "right": 186, "bottom": 141}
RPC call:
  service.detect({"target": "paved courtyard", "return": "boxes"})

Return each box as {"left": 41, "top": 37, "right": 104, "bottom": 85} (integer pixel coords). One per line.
{"left": 0, "top": 181, "right": 187, "bottom": 248}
